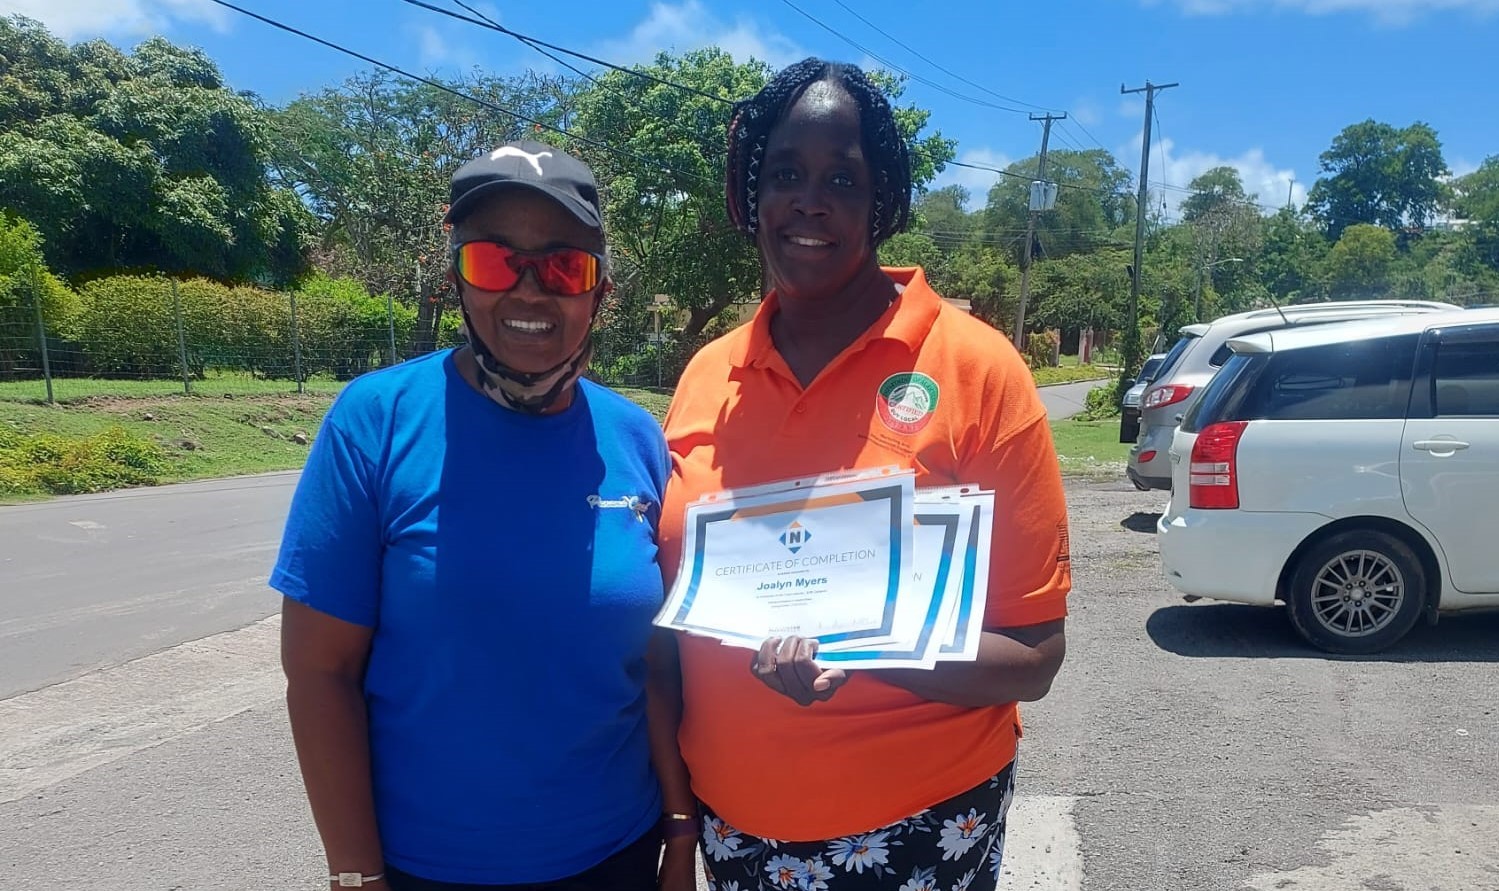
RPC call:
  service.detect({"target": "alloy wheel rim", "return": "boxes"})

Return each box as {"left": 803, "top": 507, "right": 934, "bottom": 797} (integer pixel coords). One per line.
{"left": 1310, "top": 549, "right": 1405, "bottom": 638}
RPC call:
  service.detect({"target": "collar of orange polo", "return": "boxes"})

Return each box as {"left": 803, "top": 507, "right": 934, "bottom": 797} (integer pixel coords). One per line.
{"left": 730, "top": 267, "right": 941, "bottom": 369}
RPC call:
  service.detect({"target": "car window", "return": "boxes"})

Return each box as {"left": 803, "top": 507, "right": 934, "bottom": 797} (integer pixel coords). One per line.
{"left": 1182, "top": 353, "right": 1263, "bottom": 432}
{"left": 1433, "top": 340, "right": 1499, "bottom": 417}
{"left": 1152, "top": 335, "right": 1197, "bottom": 382}
{"left": 1139, "top": 356, "right": 1164, "bottom": 381}
{"left": 1237, "top": 335, "right": 1419, "bottom": 421}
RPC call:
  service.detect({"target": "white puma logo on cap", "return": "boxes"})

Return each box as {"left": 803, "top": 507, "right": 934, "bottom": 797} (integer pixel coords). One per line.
{"left": 490, "top": 146, "right": 552, "bottom": 176}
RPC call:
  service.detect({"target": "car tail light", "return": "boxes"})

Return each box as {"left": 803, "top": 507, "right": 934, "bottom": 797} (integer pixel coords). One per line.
{"left": 1189, "top": 421, "right": 1249, "bottom": 510}
{"left": 1139, "top": 450, "right": 1158, "bottom": 464}
{"left": 1144, "top": 384, "right": 1195, "bottom": 410}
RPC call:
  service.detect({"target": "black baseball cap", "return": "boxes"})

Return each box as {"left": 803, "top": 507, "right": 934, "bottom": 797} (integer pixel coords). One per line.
{"left": 444, "top": 140, "right": 602, "bottom": 230}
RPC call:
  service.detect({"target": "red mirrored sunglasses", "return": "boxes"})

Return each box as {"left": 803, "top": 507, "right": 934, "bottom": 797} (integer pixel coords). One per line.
{"left": 453, "top": 240, "right": 603, "bottom": 296}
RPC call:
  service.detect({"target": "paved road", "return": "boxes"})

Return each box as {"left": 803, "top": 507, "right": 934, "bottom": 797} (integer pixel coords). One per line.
{"left": 0, "top": 378, "right": 1106, "bottom": 698}
{"left": 6, "top": 478, "right": 1498, "bottom": 890}
{"left": 1039, "top": 378, "right": 1111, "bottom": 419}
{"left": 0, "top": 473, "right": 294, "bottom": 697}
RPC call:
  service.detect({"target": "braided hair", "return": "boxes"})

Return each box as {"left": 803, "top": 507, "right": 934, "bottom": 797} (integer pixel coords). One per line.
{"left": 725, "top": 58, "right": 912, "bottom": 248}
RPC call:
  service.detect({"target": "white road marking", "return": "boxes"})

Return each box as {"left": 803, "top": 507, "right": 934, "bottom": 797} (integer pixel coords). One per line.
{"left": 1001, "top": 795, "right": 1084, "bottom": 890}
{"left": 1246, "top": 805, "right": 1499, "bottom": 891}
{"left": 1, "top": 615, "right": 1086, "bottom": 891}
{"left": 67, "top": 520, "right": 105, "bottom": 530}
{"left": 0, "top": 615, "right": 282, "bottom": 805}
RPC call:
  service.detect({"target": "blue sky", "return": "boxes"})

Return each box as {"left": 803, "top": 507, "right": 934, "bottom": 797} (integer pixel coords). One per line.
{"left": 6, "top": 0, "right": 1499, "bottom": 216}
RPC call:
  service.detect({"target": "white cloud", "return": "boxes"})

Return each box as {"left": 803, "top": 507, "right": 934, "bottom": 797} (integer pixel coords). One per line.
{"left": 1070, "top": 99, "right": 1102, "bottom": 128}
{"left": 1, "top": 0, "right": 228, "bottom": 40}
{"left": 1150, "top": 0, "right": 1499, "bottom": 26}
{"left": 594, "top": 0, "right": 805, "bottom": 69}
{"left": 1119, "top": 133, "right": 1307, "bottom": 217}
{"left": 930, "top": 147, "right": 1014, "bottom": 209}
{"left": 1448, "top": 157, "right": 1481, "bottom": 179}
{"left": 410, "top": 23, "right": 478, "bottom": 71}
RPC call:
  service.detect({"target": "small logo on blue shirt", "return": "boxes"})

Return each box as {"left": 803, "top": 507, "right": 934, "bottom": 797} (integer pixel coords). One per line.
{"left": 588, "top": 494, "right": 651, "bottom": 522}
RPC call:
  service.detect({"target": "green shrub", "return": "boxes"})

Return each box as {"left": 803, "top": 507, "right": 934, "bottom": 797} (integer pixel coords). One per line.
{"left": 0, "top": 425, "right": 166, "bottom": 496}
{"left": 68, "top": 273, "right": 415, "bottom": 381}
{"left": 1078, "top": 383, "right": 1122, "bottom": 420}
{"left": 1023, "top": 331, "right": 1060, "bottom": 370}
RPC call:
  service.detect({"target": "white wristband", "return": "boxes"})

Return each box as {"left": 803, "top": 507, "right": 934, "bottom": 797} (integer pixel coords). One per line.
{"left": 329, "top": 872, "right": 385, "bottom": 887}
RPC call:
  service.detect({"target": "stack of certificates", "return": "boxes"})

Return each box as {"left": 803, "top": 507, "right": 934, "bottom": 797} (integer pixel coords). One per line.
{"left": 655, "top": 467, "right": 994, "bottom": 669}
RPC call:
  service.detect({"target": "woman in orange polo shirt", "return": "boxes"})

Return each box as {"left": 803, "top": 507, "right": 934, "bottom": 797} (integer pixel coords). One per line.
{"left": 659, "top": 59, "right": 1072, "bottom": 891}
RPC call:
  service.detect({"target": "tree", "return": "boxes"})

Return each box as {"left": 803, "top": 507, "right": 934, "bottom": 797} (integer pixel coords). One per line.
{"left": 1029, "top": 248, "right": 1130, "bottom": 334}
{"left": 0, "top": 212, "right": 78, "bottom": 376}
{"left": 567, "top": 51, "right": 955, "bottom": 340}
{"left": 912, "top": 185, "right": 975, "bottom": 244}
{"left": 566, "top": 49, "right": 767, "bottom": 342}
{"left": 1452, "top": 155, "right": 1499, "bottom": 274}
{"left": 1181, "top": 167, "right": 1263, "bottom": 314}
{"left": 268, "top": 69, "right": 562, "bottom": 350}
{"left": 1180, "top": 166, "right": 1251, "bottom": 223}
{"left": 0, "top": 17, "right": 308, "bottom": 284}
{"left": 1323, "top": 224, "right": 1399, "bottom": 300}
{"left": 1306, "top": 119, "right": 1450, "bottom": 241}
{"left": 981, "top": 149, "right": 1133, "bottom": 261}
{"left": 1257, "top": 208, "right": 1329, "bottom": 304}
{"left": 942, "top": 246, "right": 1015, "bottom": 331}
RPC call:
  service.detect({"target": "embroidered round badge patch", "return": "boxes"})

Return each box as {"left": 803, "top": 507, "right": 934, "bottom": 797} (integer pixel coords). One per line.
{"left": 876, "top": 372, "right": 940, "bottom": 434}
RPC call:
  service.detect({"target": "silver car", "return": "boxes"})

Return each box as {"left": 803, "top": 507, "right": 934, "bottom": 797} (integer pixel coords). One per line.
{"left": 1117, "top": 353, "right": 1166, "bottom": 444}
{"left": 1126, "top": 300, "right": 1460, "bottom": 491}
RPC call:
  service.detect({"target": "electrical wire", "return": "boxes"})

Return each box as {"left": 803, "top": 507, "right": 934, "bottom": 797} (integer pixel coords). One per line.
{"left": 204, "top": 0, "right": 719, "bottom": 189}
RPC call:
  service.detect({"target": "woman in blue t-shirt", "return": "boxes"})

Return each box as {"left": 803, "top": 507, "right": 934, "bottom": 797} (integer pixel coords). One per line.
{"left": 273, "top": 141, "right": 697, "bottom": 891}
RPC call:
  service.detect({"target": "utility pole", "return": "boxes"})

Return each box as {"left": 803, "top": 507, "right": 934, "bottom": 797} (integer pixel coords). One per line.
{"left": 1120, "top": 80, "right": 1178, "bottom": 385}
{"left": 1013, "top": 112, "right": 1066, "bottom": 350}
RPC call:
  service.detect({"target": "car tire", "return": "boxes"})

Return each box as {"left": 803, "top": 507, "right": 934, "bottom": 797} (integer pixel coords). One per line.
{"left": 1285, "top": 530, "right": 1426, "bottom": 655}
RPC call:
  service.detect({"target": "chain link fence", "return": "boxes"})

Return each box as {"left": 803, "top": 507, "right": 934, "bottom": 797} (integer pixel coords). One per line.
{"left": 0, "top": 280, "right": 692, "bottom": 403}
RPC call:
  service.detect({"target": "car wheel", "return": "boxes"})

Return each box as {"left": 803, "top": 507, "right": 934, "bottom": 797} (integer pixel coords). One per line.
{"left": 1285, "top": 530, "right": 1426, "bottom": 655}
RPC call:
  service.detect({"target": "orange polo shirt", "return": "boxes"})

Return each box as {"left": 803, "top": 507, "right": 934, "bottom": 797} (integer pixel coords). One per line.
{"left": 660, "top": 267, "right": 1072, "bottom": 842}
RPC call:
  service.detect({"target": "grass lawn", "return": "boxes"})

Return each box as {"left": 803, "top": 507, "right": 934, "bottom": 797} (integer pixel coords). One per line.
{"left": 1031, "top": 364, "right": 1111, "bottom": 387}
{"left": 1, "top": 392, "right": 336, "bottom": 493}
{"left": 2, "top": 370, "right": 1128, "bottom": 500}
{"left": 1049, "top": 418, "right": 1131, "bottom": 479}
{"left": 0, "top": 373, "right": 344, "bottom": 404}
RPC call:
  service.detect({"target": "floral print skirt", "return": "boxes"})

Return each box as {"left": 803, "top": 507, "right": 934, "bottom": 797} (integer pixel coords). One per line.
{"left": 697, "top": 759, "right": 1016, "bottom": 891}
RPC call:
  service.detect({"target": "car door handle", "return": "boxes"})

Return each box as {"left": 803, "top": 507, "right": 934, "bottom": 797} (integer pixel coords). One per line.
{"left": 1413, "top": 439, "right": 1470, "bottom": 452}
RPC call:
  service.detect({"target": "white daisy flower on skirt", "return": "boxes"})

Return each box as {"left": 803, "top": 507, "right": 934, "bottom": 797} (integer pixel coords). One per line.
{"left": 765, "top": 853, "right": 803, "bottom": 889}
{"left": 702, "top": 815, "right": 745, "bottom": 862}
{"left": 937, "top": 808, "right": 989, "bottom": 861}
{"left": 828, "top": 831, "right": 892, "bottom": 874}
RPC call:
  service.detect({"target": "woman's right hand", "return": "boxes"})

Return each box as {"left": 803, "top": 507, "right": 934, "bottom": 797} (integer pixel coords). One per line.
{"left": 751, "top": 636, "right": 848, "bottom": 706}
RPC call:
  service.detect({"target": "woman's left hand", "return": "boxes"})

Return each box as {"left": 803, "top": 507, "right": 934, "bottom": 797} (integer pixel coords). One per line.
{"left": 658, "top": 835, "right": 698, "bottom": 891}
{"left": 751, "top": 636, "right": 848, "bottom": 706}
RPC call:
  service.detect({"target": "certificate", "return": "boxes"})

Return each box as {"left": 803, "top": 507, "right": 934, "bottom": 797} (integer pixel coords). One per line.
{"left": 931, "top": 489, "right": 994, "bottom": 663}
{"left": 815, "top": 505, "right": 960, "bottom": 669}
{"left": 817, "top": 486, "right": 993, "bottom": 669}
{"left": 657, "top": 470, "right": 916, "bottom": 645}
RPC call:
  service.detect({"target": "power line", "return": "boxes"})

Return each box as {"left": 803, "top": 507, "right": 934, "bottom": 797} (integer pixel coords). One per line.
{"left": 205, "top": 0, "right": 718, "bottom": 190}
{"left": 400, "top": 0, "right": 733, "bottom": 105}
{"left": 445, "top": 0, "right": 729, "bottom": 160}
{"left": 823, "top": 0, "right": 1058, "bottom": 113}
{"left": 943, "top": 159, "right": 1125, "bottom": 197}
{"left": 776, "top": 0, "right": 1032, "bottom": 114}
{"left": 1066, "top": 117, "right": 1112, "bottom": 155}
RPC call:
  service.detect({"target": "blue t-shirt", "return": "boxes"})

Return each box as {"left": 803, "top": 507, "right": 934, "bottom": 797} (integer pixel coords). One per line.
{"left": 270, "top": 350, "right": 668, "bottom": 884}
